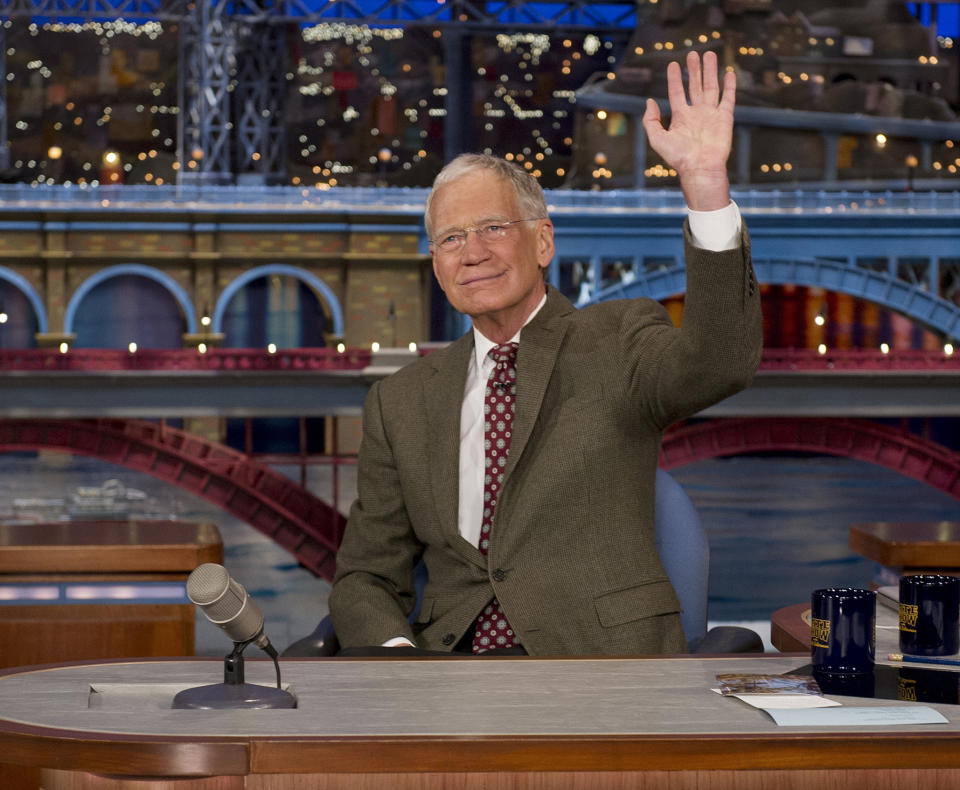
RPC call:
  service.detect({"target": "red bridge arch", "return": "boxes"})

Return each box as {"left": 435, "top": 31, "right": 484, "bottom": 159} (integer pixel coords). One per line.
{"left": 661, "top": 417, "right": 960, "bottom": 502}
{"left": 0, "top": 419, "right": 345, "bottom": 580}
{"left": 3, "top": 417, "right": 958, "bottom": 582}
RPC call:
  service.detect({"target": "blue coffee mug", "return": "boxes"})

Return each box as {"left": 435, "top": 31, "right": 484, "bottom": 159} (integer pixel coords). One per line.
{"left": 811, "top": 587, "right": 875, "bottom": 674}
{"left": 899, "top": 574, "right": 960, "bottom": 656}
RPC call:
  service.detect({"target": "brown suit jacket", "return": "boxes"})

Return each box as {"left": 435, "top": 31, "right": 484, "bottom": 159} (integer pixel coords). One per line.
{"left": 330, "top": 223, "right": 762, "bottom": 655}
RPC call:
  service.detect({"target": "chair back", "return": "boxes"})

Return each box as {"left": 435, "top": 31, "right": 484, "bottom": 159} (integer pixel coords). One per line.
{"left": 654, "top": 468, "right": 709, "bottom": 644}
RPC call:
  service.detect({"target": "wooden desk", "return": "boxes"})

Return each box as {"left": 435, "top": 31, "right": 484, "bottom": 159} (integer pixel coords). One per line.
{"left": 771, "top": 601, "right": 812, "bottom": 653}
{"left": 4, "top": 655, "right": 960, "bottom": 790}
{"left": 0, "top": 520, "right": 223, "bottom": 577}
{"left": 0, "top": 520, "right": 222, "bottom": 790}
{"left": 0, "top": 520, "right": 222, "bottom": 668}
{"left": 850, "top": 521, "right": 960, "bottom": 576}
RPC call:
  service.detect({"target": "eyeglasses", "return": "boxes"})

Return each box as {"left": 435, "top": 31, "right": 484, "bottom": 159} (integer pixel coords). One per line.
{"left": 431, "top": 217, "right": 545, "bottom": 254}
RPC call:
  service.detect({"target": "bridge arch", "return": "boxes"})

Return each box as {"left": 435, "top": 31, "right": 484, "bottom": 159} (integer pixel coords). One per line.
{"left": 584, "top": 257, "right": 960, "bottom": 340}
{"left": 64, "top": 264, "right": 198, "bottom": 337}
{"left": 213, "top": 264, "right": 345, "bottom": 340}
{"left": 660, "top": 417, "right": 960, "bottom": 502}
{"left": 0, "top": 266, "right": 48, "bottom": 333}
{"left": 0, "top": 418, "right": 345, "bottom": 580}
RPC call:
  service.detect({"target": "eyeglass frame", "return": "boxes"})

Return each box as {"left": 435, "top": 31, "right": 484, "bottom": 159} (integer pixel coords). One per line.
{"left": 429, "top": 217, "right": 547, "bottom": 254}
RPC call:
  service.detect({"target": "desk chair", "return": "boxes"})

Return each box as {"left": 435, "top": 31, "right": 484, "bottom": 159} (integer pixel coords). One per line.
{"left": 282, "top": 469, "right": 762, "bottom": 656}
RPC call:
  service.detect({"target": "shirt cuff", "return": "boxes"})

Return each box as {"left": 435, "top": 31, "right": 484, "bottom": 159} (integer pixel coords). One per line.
{"left": 686, "top": 201, "right": 742, "bottom": 252}
{"left": 382, "top": 636, "right": 416, "bottom": 647}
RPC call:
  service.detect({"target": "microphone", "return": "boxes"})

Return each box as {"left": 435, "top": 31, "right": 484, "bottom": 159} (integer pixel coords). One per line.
{"left": 173, "top": 563, "right": 296, "bottom": 710}
{"left": 187, "top": 563, "right": 269, "bottom": 649}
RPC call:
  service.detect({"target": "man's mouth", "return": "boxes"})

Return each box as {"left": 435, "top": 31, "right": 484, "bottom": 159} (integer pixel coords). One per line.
{"left": 459, "top": 271, "right": 505, "bottom": 287}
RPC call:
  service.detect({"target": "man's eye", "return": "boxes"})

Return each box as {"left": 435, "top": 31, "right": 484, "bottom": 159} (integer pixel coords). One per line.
{"left": 484, "top": 225, "right": 503, "bottom": 234}
{"left": 441, "top": 233, "right": 462, "bottom": 245}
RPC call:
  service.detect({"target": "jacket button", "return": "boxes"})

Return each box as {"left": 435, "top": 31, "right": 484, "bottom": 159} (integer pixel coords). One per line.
{"left": 441, "top": 633, "right": 456, "bottom": 645}
{"left": 492, "top": 568, "right": 508, "bottom": 582}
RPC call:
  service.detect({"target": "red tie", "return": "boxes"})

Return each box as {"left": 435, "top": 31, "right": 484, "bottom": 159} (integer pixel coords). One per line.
{"left": 472, "top": 342, "right": 519, "bottom": 653}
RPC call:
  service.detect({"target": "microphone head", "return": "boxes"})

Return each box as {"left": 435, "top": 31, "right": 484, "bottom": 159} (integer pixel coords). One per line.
{"left": 187, "top": 563, "right": 264, "bottom": 644}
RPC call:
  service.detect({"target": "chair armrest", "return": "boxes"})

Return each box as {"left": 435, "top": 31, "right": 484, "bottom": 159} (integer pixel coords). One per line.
{"left": 280, "top": 615, "right": 341, "bottom": 657}
{"left": 689, "top": 625, "right": 765, "bottom": 654}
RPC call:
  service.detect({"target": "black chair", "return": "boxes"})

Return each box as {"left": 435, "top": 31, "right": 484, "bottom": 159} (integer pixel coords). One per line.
{"left": 282, "top": 469, "right": 762, "bottom": 656}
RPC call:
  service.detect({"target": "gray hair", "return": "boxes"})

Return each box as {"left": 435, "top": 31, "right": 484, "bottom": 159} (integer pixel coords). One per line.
{"left": 424, "top": 153, "right": 549, "bottom": 239}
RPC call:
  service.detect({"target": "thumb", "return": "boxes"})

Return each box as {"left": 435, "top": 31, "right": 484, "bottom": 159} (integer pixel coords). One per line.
{"left": 642, "top": 97, "right": 667, "bottom": 149}
{"left": 641, "top": 97, "right": 661, "bottom": 131}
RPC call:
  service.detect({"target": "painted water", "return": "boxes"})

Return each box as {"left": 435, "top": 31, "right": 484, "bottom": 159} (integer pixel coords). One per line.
{"left": 1, "top": 451, "right": 958, "bottom": 655}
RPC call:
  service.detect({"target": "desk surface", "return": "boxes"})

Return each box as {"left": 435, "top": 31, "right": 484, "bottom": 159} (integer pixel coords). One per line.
{"left": 4, "top": 655, "right": 960, "bottom": 778}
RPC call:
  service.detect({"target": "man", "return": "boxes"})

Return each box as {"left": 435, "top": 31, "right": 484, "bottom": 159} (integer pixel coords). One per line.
{"left": 329, "top": 51, "right": 762, "bottom": 655}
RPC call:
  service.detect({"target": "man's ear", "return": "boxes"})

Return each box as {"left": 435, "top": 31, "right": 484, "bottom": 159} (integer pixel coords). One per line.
{"left": 537, "top": 220, "right": 555, "bottom": 271}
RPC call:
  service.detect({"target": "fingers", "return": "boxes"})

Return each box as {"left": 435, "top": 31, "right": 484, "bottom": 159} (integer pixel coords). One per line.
{"left": 700, "top": 50, "right": 719, "bottom": 104}
{"left": 672, "top": 50, "right": 732, "bottom": 110}
{"left": 686, "top": 50, "right": 703, "bottom": 104}
{"left": 720, "top": 67, "right": 737, "bottom": 113}
{"left": 665, "top": 59, "right": 686, "bottom": 113}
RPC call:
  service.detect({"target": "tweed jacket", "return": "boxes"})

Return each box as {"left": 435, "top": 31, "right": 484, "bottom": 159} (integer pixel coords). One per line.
{"left": 330, "top": 222, "right": 762, "bottom": 655}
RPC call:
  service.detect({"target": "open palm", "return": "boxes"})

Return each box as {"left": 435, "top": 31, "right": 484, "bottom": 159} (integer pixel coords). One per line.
{"left": 642, "top": 50, "right": 735, "bottom": 210}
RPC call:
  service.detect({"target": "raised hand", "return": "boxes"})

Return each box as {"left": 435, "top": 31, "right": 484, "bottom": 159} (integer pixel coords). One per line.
{"left": 641, "top": 50, "right": 735, "bottom": 211}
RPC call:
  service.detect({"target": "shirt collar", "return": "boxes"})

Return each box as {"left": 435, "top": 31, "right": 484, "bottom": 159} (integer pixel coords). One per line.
{"left": 471, "top": 291, "right": 547, "bottom": 371}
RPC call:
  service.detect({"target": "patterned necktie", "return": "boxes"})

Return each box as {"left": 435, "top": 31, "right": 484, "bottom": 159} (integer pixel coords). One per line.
{"left": 472, "top": 342, "right": 519, "bottom": 653}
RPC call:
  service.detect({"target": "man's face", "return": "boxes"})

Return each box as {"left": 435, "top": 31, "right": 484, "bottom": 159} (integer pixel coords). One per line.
{"left": 429, "top": 169, "right": 554, "bottom": 336}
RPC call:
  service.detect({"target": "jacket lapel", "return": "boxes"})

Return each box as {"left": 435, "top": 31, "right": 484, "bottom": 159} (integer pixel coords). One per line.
{"left": 423, "top": 332, "right": 481, "bottom": 562}
{"left": 503, "top": 286, "right": 574, "bottom": 480}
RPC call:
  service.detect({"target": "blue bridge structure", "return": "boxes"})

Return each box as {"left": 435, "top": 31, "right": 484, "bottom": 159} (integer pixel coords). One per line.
{"left": 1, "top": 184, "right": 959, "bottom": 342}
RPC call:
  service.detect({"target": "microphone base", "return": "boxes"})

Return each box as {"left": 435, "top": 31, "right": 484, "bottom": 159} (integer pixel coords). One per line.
{"left": 172, "top": 682, "right": 297, "bottom": 710}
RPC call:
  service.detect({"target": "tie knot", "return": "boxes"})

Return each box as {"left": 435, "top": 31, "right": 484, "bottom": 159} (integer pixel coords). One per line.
{"left": 489, "top": 342, "right": 518, "bottom": 366}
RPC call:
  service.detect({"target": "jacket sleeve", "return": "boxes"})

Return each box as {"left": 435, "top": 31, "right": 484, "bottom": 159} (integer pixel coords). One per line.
{"left": 622, "top": 220, "right": 762, "bottom": 429}
{"left": 328, "top": 379, "right": 422, "bottom": 647}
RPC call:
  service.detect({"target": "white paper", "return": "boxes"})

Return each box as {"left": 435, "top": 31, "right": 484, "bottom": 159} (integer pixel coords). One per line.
{"left": 766, "top": 706, "right": 949, "bottom": 727}
{"left": 733, "top": 693, "right": 841, "bottom": 710}
{"left": 713, "top": 688, "right": 840, "bottom": 710}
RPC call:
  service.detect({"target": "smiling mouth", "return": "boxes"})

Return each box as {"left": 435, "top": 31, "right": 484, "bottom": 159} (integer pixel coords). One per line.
{"left": 459, "top": 271, "right": 505, "bottom": 287}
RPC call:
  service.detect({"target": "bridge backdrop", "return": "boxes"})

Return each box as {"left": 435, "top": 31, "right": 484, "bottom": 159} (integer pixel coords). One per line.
{"left": 2, "top": 186, "right": 960, "bottom": 578}
{"left": 1, "top": 186, "right": 959, "bottom": 347}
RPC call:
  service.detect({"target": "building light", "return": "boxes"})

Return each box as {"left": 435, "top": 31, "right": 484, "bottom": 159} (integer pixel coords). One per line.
{"left": 336, "top": 342, "right": 346, "bottom": 353}
{"left": 817, "top": 343, "right": 827, "bottom": 355}
{"left": 371, "top": 341, "right": 381, "bottom": 352}
{"left": 128, "top": 342, "right": 137, "bottom": 353}
{"left": 880, "top": 343, "right": 890, "bottom": 354}
{"left": 267, "top": 343, "right": 277, "bottom": 354}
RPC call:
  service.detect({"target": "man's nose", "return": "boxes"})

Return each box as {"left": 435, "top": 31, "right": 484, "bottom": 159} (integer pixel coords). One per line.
{"left": 460, "top": 229, "right": 489, "bottom": 261}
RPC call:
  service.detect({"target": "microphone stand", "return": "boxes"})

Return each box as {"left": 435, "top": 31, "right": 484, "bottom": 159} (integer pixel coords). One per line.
{"left": 172, "top": 637, "right": 297, "bottom": 710}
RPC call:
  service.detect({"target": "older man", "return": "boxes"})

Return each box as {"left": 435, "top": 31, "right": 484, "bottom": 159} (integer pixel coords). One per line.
{"left": 329, "top": 51, "right": 762, "bottom": 655}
